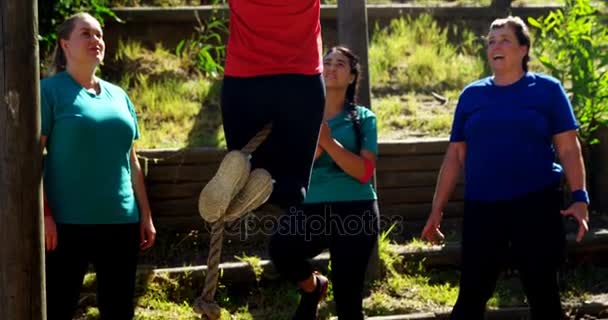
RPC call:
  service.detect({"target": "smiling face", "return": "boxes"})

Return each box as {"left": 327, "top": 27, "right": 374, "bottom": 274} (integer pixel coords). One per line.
{"left": 323, "top": 51, "right": 355, "bottom": 91}
{"left": 486, "top": 24, "right": 529, "bottom": 75}
{"left": 60, "top": 15, "right": 105, "bottom": 69}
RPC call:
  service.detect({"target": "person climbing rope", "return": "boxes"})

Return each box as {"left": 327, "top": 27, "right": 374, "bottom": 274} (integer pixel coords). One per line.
{"left": 194, "top": 1, "right": 325, "bottom": 319}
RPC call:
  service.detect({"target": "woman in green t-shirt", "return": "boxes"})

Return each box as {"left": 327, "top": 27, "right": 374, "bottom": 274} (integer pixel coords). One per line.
{"left": 269, "top": 46, "right": 379, "bottom": 320}
{"left": 41, "top": 12, "right": 156, "bottom": 320}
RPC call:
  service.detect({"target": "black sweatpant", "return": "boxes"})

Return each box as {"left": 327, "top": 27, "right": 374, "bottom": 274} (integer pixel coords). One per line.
{"left": 46, "top": 223, "right": 140, "bottom": 320}
{"left": 221, "top": 74, "right": 325, "bottom": 209}
{"left": 450, "top": 185, "right": 566, "bottom": 320}
{"left": 269, "top": 200, "right": 380, "bottom": 320}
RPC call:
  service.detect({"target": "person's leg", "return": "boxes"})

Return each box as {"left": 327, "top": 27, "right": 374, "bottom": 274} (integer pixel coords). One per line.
{"left": 510, "top": 186, "right": 565, "bottom": 320}
{"left": 269, "top": 203, "right": 328, "bottom": 284}
{"left": 93, "top": 223, "right": 140, "bottom": 320}
{"left": 450, "top": 201, "right": 509, "bottom": 320}
{"left": 221, "top": 76, "right": 274, "bottom": 152}
{"left": 221, "top": 74, "right": 325, "bottom": 209}
{"left": 269, "top": 203, "right": 330, "bottom": 320}
{"left": 328, "top": 200, "right": 379, "bottom": 320}
{"left": 251, "top": 74, "right": 325, "bottom": 208}
{"left": 46, "top": 224, "right": 90, "bottom": 320}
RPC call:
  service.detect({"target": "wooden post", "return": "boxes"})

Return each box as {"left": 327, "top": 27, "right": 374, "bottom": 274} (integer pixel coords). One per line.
{"left": 0, "top": 1, "right": 45, "bottom": 320}
{"left": 491, "top": 0, "right": 512, "bottom": 16}
{"left": 337, "top": 0, "right": 372, "bottom": 109}
{"left": 337, "top": 0, "right": 381, "bottom": 282}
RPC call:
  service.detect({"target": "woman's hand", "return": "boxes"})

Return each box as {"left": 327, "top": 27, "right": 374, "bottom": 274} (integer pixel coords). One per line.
{"left": 421, "top": 210, "right": 445, "bottom": 245}
{"left": 318, "top": 121, "right": 333, "bottom": 148}
{"left": 561, "top": 202, "right": 589, "bottom": 242}
{"left": 45, "top": 216, "right": 58, "bottom": 251}
{"left": 140, "top": 215, "right": 157, "bottom": 250}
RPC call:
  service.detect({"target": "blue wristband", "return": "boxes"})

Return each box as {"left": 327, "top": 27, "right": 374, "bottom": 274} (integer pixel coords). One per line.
{"left": 571, "top": 189, "right": 590, "bottom": 205}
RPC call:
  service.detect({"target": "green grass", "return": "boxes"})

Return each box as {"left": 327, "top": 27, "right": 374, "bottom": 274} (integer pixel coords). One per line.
{"left": 73, "top": 244, "right": 608, "bottom": 320}
{"left": 104, "top": 12, "right": 578, "bottom": 147}
{"left": 368, "top": 15, "right": 484, "bottom": 138}
{"left": 369, "top": 15, "right": 484, "bottom": 93}
{"left": 106, "top": 40, "right": 225, "bottom": 149}
{"left": 107, "top": 14, "right": 486, "bottom": 148}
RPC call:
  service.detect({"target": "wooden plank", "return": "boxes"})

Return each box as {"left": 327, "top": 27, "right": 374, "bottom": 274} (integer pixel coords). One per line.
{"left": 111, "top": 5, "right": 563, "bottom": 23}
{"left": 379, "top": 186, "right": 464, "bottom": 205}
{"left": 377, "top": 155, "right": 444, "bottom": 172}
{"left": 145, "top": 163, "right": 219, "bottom": 182}
{"left": 147, "top": 172, "right": 449, "bottom": 199}
{"left": 378, "top": 140, "right": 448, "bottom": 156}
{"left": 376, "top": 171, "right": 464, "bottom": 188}
{"left": 0, "top": 0, "right": 45, "bottom": 318}
{"left": 491, "top": 0, "right": 512, "bottom": 15}
{"left": 148, "top": 182, "right": 207, "bottom": 200}
{"left": 138, "top": 147, "right": 226, "bottom": 165}
{"left": 151, "top": 197, "right": 198, "bottom": 217}
{"left": 381, "top": 202, "right": 465, "bottom": 221}
{"left": 141, "top": 153, "right": 448, "bottom": 182}
{"left": 150, "top": 187, "right": 465, "bottom": 219}
{"left": 154, "top": 216, "right": 206, "bottom": 230}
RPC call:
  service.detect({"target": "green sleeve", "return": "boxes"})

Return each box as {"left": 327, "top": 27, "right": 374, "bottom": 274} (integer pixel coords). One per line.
{"left": 360, "top": 108, "right": 378, "bottom": 155}
{"left": 125, "top": 95, "right": 140, "bottom": 140}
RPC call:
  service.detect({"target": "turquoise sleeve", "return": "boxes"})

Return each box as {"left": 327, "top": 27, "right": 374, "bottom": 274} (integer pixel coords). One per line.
{"left": 361, "top": 110, "right": 378, "bottom": 155}
{"left": 125, "top": 95, "right": 140, "bottom": 140}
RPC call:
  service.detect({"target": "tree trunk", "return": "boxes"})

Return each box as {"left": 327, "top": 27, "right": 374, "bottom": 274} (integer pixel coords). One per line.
{"left": 0, "top": 1, "right": 46, "bottom": 319}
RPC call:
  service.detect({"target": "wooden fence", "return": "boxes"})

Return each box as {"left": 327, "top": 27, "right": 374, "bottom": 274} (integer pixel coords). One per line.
{"left": 139, "top": 139, "right": 464, "bottom": 234}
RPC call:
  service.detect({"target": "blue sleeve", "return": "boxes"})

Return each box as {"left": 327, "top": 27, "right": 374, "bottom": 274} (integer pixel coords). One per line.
{"left": 125, "top": 95, "right": 140, "bottom": 140}
{"left": 549, "top": 81, "right": 578, "bottom": 135}
{"left": 450, "top": 90, "right": 469, "bottom": 142}
{"left": 40, "top": 84, "right": 53, "bottom": 137}
{"left": 360, "top": 109, "right": 378, "bottom": 155}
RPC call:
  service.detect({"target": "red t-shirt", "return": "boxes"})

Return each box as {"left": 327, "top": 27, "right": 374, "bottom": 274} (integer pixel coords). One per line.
{"left": 224, "top": 0, "right": 323, "bottom": 77}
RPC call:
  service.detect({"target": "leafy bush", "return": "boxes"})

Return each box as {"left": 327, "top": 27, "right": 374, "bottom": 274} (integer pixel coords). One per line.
{"left": 528, "top": 0, "right": 608, "bottom": 143}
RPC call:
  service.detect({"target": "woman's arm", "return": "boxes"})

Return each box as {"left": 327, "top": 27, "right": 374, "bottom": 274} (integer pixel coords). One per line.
{"left": 554, "top": 130, "right": 588, "bottom": 242}
{"left": 421, "top": 142, "right": 466, "bottom": 244}
{"left": 130, "top": 147, "right": 156, "bottom": 250}
{"left": 42, "top": 135, "right": 58, "bottom": 251}
{"left": 318, "top": 121, "right": 376, "bottom": 183}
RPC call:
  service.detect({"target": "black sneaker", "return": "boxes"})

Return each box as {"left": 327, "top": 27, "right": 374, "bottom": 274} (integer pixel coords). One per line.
{"left": 293, "top": 272, "right": 329, "bottom": 320}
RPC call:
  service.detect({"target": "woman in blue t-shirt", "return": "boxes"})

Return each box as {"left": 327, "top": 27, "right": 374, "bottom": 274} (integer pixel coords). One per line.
{"left": 269, "top": 46, "right": 379, "bottom": 320}
{"left": 421, "top": 16, "right": 588, "bottom": 320}
{"left": 41, "top": 13, "right": 156, "bottom": 320}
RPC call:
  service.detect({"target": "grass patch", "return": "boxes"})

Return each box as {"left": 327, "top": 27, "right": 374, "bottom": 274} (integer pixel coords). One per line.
{"left": 373, "top": 91, "right": 459, "bottom": 139}
{"left": 369, "top": 15, "right": 485, "bottom": 94}
{"left": 235, "top": 253, "right": 264, "bottom": 283}
{"left": 73, "top": 253, "right": 608, "bottom": 319}
{"left": 106, "top": 40, "right": 225, "bottom": 149}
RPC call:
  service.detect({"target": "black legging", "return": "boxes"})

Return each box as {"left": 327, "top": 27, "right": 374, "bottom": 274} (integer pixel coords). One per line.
{"left": 269, "top": 200, "right": 379, "bottom": 320}
{"left": 221, "top": 74, "right": 325, "bottom": 209}
{"left": 450, "top": 185, "right": 566, "bottom": 320}
{"left": 46, "top": 223, "right": 140, "bottom": 320}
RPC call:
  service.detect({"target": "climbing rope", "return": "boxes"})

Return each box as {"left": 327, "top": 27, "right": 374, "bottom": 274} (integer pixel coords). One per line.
{"left": 193, "top": 123, "right": 273, "bottom": 320}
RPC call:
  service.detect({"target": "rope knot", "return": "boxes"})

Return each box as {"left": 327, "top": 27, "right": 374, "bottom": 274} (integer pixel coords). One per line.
{"left": 194, "top": 296, "right": 222, "bottom": 320}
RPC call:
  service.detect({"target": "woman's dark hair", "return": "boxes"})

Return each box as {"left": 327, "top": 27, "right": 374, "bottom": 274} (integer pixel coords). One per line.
{"left": 489, "top": 16, "right": 531, "bottom": 72}
{"left": 324, "top": 46, "right": 363, "bottom": 150}
{"left": 49, "top": 12, "right": 97, "bottom": 75}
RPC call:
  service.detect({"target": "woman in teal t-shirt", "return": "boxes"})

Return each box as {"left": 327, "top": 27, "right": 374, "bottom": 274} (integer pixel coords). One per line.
{"left": 41, "top": 13, "right": 156, "bottom": 320}
{"left": 269, "top": 46, "right": 379, "bottom": 320}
